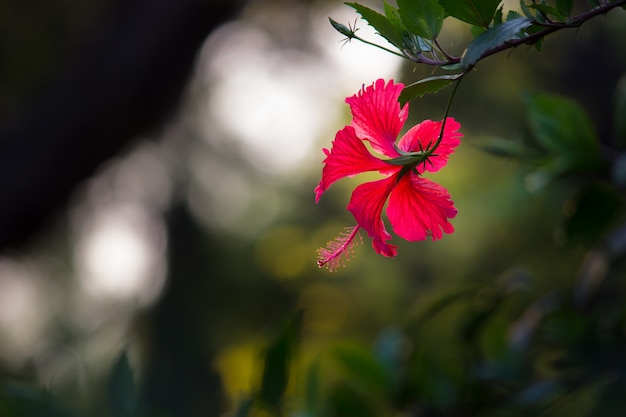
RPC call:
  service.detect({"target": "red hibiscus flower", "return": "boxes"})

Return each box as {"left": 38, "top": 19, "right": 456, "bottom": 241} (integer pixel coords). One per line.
{"left": 315, "top": 79, "right": 462, "bottom": 270}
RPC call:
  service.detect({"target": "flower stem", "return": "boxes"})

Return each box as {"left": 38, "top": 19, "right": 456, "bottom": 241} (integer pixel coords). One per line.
{"left": 425, "top": 73, "right": 466, "bottom": 156}
{"left": 352, "top": 35, "right": 408, "bottom": 59}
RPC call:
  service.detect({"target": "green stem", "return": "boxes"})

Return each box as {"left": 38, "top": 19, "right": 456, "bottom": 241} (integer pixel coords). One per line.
{"left": 352, "top": 35, "right": 407, "bottom": 59}
{"left": 425, "top": 73, "right": 465, "bottom": 156}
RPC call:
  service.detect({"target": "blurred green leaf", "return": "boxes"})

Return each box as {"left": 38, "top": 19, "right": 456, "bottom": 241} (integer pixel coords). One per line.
{"left": 304, "top": 360, "right": 321, "bottom": 415}
{"left": 1, "top": 383, "right": 76, "bottom": 417}
{"left": 562, "top": 183, "right": 624, "bottom": 244}
{"left": 399, "top": 74, "right": 462, "bottom": 104}
{"left": 588, "top": 374, "right": 626, "bottom": 417}
{"left": 520, "top": 21, "right": 545, "bottom": 52}
{"left": 259, "top": 311, "right": 303, "bottom": 409}
{"left": 461, "top": 17, "right": 532, "bottom": 69}
{"left": 494, "top": 5, "right": 503, "bottom": 24}
{"left": 439, "top": 0, "right": 502, "bottom": 27}
{"left": 441, "top": 63, "right": 463, "bottom": 71}
{"left": 411, "top": 287, "right": 478, "bottom": 327}
{"left": 107, "top": 351, "right": 138, "bottom": 417}
{"left": 614, "top": 75, "right": 626, "bottom": 150}
{"left": 373, "top": 327, "right": 406, "bottom": 377}
{"left": 460, "top": 291, "right": 503, "bottom": 344}
{"left": 233, "top": 397, "right": 253, "bottom": 417}
{"left": 477, "top": 319, "right": 529, "bottom": 382}
{"left": 556, "top": 0, "right": 574, "bottom": 16}
{"left": 519, "top": 0, "right": 538, "bottom": 20}
{"left": 411, "top": 351, "right": 459, "bottom": 409}
{"left": 346, "top": 2, "right": 404, "bottom": 49}
{"left": 471, "top": 136, "right": 536, "bottom": 159}
{"left": 470, "top": 25, "right": 487, "bottom": 37}
{"left": 524, "top": 155, "right": 574, "bottom": 192}
{"left": 529, "top": 4, "right": 568, "bottom": 22}
{"left": 515, "top": 380, "right": 560, "bottom": 406}
{"left": 327, "top": 383, "right": 378, "bottom": 417}
{"left": 541, "top": 309, "right": 590, "bottom": 346}
{"left": 397, "top": 0, "right": 445, "bottom": 40}
{"left": 524, "top": 92, "right": 599, "bottom": 167}
{"left": 333, "top": 344, "right": 390, "bottom": 392}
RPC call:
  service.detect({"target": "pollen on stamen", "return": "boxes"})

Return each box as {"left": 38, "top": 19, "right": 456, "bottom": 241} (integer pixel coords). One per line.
{"left": 317, "top": 225, "right": 362, "bottom": 272}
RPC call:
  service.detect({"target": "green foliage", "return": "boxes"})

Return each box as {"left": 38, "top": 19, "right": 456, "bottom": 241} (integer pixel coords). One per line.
{"left": 345, "top": 3, "right": 404, "bottom": 49}
{"left": 528, "top": 4, "right": 569, "bottom": 23}
{"left": 439, "top": 0, "right": 502, "bottom": 27}
{"left": 397, "top": 0, "right": 445, "bottom": 40}
{"left": 398, "top": 74, "right": 462, "bottom": 105}
{"left": 332, "top": 344, "right": 391, "bottom": 392}
{"left": 461, "top": 17, "right": 532, "bottom": 69}
{"left": 259, "top": 311, "right": 303, "bottom": 410}
{"left": 556, "top": 0, "right": 574, "bottom": 16}
{"left": 562, "top": 183, "right": 624, "bottom": 244}
{"left": 107, "top": 352, "right": 138, "bottom": 417}
{"left": 524, "top": 92, "right": 600, "bottom": 173}
{"left": 0, "top": 383, "right": 77, "bottom": 417}
{"left": 471, "top": 136, "right": 536, "bottom": 159}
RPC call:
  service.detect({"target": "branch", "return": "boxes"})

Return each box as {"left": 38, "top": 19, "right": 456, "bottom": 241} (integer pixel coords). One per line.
{"left": 470, "top": 0, "right": 626, "bottom": 66}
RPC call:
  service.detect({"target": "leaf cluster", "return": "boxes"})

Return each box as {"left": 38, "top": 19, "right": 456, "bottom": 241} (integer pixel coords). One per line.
{"left": 332, "top": 0, "right": 626, "bottom": 103}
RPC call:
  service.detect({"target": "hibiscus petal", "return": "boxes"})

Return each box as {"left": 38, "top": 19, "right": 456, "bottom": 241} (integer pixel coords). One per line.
{"left": 347, "top": 176, "right": 398, "bottom": 257}
{"left": 397, "top": 118, "right": 462, "bottom": 173}
{"left": 387, "top": 174, "right": 457, "bottom": 242}
{"left": 315, "top": 126, "right": 393, "bottom": 203}
{"left": 345, "top": 79, "right": 407, "bottom": 158}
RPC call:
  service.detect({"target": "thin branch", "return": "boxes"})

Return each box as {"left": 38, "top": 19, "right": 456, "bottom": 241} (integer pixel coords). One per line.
{"left": 413, "top": 0, "right": 626, "bottom": 67}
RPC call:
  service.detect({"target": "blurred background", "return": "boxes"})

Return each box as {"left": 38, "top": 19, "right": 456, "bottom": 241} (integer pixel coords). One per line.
{"left": 0, "top": 0, "right": 625, "bottom": 416}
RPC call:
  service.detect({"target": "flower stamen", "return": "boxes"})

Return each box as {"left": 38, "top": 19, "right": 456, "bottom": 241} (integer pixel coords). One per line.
{"left": 317, "top": 225, "right": 363, "bottom": 271}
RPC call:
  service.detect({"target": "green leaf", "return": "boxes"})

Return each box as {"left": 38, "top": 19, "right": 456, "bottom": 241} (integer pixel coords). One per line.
{"left": 524, "top": 92, "right": 598, "bottom": 159}
{"left": 556, "top": 0, "right": 574, "bottom": 16}
{"left": 383, "top": 0, "right": 405, "bottom": 31}
{"left": 470, "top": 25, "right": 487, "bottom": 37}
{"left": 304, "top": 360, "right": 321, "bottom": 415}
{"left": 519, "top": 0, "right": 537, "bottom": 20}
{"left": 233, "top": 397, "right": 253, "bottom": 417}
{"left": 529, "top": 4, "right": 568, "bottom": 22}
{"left": 493, "top": 6, "right": 503, "bottom": 24}
{"left": 346, "top": 3, "right": 404, "bottom": 49}
{"left": 439, "top": 0, "right": 502, "bottom": 27}
{"left": 1, "top": 383, "right": 76, "bottom": 417}
{"left": 524, "top": 156, "right": 575, "bottom": 192}
{"left": 259, "top": 311, "right": 303, "bottom": 409}
{"left": 333, "top": 344, "right": 391, "bottom": 391}
{"left": 327, "top": 384, "right": 378, "bottom": 417}
{"left": 471, "top": 136, "right": 536, "bottom": 159}
{"left": 397, "top": 0, "right": 445, "bottom": 40}
{"left": 409, "top": 286, "right": 479, "bottom": 328}
{"left": 515, "top": 380, "right": 560, "bottom": 406}
{"left": 520, "top": 21, "right": 545, "bottom": 52}
{"left": 461, "top": 17, "right": 532, "bottom": 69}
{"left": 107, "top": 351, "right": 138, "bottom": 417}
{"left": 506, "top": 10, "right": 522, "bottom": 20}
{"left": 399, "top": 74, "right": 462, "bottom": 105}
{"left": 441, "top": 63, "right": 463, "bottom": 71}
{"left": 563, "top": 183, "right": 624, "bottom": 244}
{"left": 614, "top": 75, "right": 626, "bottom": 150}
